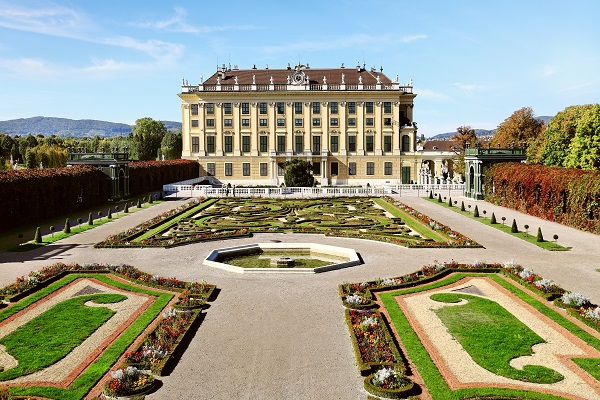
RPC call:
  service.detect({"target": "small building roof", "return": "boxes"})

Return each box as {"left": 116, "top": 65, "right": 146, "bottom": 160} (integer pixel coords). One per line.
{"left": 422, "top": 140, "right": 458, "bottom": 152}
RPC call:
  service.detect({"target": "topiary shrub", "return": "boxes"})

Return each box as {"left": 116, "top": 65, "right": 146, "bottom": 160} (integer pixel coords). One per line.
{"left": 438, "top": 194, "right": 442, "bottom": 203}
{"left": 490, "top": 213, "right": 497, "bottom": 224}
{"left": 63, "top": 218, "right": 71, "bottom": 234}
{"left": 124, "top": 203, "right": 129, "bottom": 213}
{"left": 137, "top": 199, "right": 142, "bottom": 208}
{"left": 148, "top": 194, "right": 153, "bottom": 204}
{"left": 34, "top": 227, "right": 42, "bottom": 243}
{"left": 511, "top": 219, "right": 518, "bottom": 233}
{"left": 429, "top": 191, "right": 433, "bottom": 199}
{"left": 88, "top": 212, "right": 93, "bottom": 225}
{"left": 537, "top": 227, "right": 544, "bottom": 242}
{"left": 461, "top": 201, "right": 465, "bottom": 211}
{"left": 448, "top": 197, "right": 453, "bottom": 206}
{"left": 107, "top": 208, "right": 112, "bottom": 219}
{"left": 473, "top": 205, "right": 479, "bottom": 217}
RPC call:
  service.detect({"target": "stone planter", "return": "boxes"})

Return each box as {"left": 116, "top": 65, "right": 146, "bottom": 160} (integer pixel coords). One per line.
{"left": 363, "top": 375, "right": 416, "bottom": 399}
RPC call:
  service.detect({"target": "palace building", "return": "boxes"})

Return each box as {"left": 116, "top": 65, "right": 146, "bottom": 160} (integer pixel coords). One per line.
{"left": 179, "top": 63, "right": 429, "bottom": 186}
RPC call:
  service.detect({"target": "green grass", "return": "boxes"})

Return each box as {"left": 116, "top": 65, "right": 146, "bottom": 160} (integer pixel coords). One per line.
{"left": 0, "top": 293, "right": 126, "bottom": 380}
{"left": 425, "top": 197, "right": 569, "bottom": 251}
{"left": 572, "top": 358, "right": 600, "bottom": 381}
{"left": 430, "top": 292, "right": 563, "bottom": 383}
{"left": 378, "top": 273, "right": 591, "bottom": 399}
{"left": 6, "top": 200, "right": 164, "bottom": 252}
{"left": 0, "top": 273, "right": 173, "bottom": 400}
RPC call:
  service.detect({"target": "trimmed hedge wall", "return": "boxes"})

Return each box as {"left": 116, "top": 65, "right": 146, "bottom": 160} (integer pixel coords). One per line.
{"left": 129, "top": 159, "right": 198, "bottom": 197}
{"left": 0, "top": 160, "right": 199, "bottom": 232}
{"left": 484, "top": 163, "right": 600, "bottom": 234}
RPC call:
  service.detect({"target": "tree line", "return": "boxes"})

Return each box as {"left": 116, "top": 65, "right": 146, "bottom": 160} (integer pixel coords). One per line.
{"left": 453, "top": 104, "right": 600, "bottom": 171}
{"left": 0, "top": 117, "right": 182, "bottom": 170}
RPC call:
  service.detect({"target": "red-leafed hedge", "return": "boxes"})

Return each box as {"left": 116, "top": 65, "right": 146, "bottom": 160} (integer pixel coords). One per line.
{"left": 484, "top": 163, "right": 600, "bottom": 233}
{"left": 0, "top": 165, "right": 110, "bottom": 231}
{"left": 129, "top": 159, "right": 198, "bottom": 197}
{"left": 0, "top": 159, "right": 199, "bottom": 232}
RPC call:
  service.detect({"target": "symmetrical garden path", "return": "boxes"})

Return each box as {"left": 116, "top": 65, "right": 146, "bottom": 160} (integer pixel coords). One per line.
{"left": 0, "top": 195, "right": 598, "bottom": 399}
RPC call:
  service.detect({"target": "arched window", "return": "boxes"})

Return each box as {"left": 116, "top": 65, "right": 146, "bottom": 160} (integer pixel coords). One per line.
{"left": 469, "top": 166, "right": 475, "bottom": 191}
{"left": 401, "top": 135, "right": 410, "bottom": 152}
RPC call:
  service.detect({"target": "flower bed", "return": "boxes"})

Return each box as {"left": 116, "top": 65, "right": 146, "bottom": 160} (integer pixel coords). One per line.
{"left": 346, "top": 309, "right": 403, "bottom": 376}
{"left": 103, "top": 366, "right": 155, "bottom": 398}
{"left": 363, "top": 366, "right": 415, "bottom": 399}
{"left": 501, "top": 263, "right": 565, "bottom": 301}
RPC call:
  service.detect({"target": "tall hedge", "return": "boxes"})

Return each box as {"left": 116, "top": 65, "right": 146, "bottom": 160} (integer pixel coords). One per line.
{"left": 484, "top": 162, "right": 600, "bottom": 233}
{"left": 129, "top": 159, "right": 198, "bottom": 197}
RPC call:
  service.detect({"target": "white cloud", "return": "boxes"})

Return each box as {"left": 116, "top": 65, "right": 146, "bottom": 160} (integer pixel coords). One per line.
{"left": 402, "top": 34, "right": 427, "bottom": 43}
{"left": 101, "top": 36, "right": 183, "bottom": 61}
{"left": 540, "top": 64, "right": 557, "bottom": 78}
{"left": 451, "top": 82, "right": 488, "bottom": 92}
{"left": 417, "top": 88, "right": 453, "bottom": 102}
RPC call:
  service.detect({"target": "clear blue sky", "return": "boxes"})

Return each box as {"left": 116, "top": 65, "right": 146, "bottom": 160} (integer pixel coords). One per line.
{"left": 1, "top": 0, "right": 598, "bottom": 137}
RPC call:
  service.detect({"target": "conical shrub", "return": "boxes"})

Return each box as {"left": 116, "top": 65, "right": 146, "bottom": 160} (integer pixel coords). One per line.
{"left": 511, "top": 219, "right": 518, "bottom": 233}
{"left": 124, "top": 203, "right": 129, "bottom": 213}
{"left": 474, "top": 205, "right": 479, "bottom": 217}
{"left": 461, "top": 201, "right": 465, "bottom": 211}
{"left": 490, "top": 213, "right": 497, "bottom": 224}
{"left": 137, "top": 199, "right": 142, "bottom": 208}
{"left": 107, "top": 208, "right": 112, "bottom": 219}
{"left": 88, "top": 212, "right": 93, "bottom": 225}
{"left": 438, "top": 194, "right": 442, "bottom": 203}
{"left": 34, "top": 227, "right": 42, "bottom": 243}
{"left": 149, "top": 195, "right": 153, "bottom": 204}
{"left": 448, "top": 197, "right": 453, "bottom": 207}
{"left": 63, "top": 218, "right": 71, "bottom": 234}
{"left": 536, "top": 227, "right": 544, "bottom": 242}
{"left": 429, "top": 191, "right": 433, "bottom": 199}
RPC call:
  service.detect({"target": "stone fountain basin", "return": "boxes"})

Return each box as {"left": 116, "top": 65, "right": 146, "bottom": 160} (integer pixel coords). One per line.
{"left": 203, "top": 243, "right": 361, "bottom": 274}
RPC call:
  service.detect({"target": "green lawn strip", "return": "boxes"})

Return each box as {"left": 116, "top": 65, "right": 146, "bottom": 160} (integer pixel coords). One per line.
{"left": 572, "top": 358, "right": 600, "bottom": 381}
{"left": 0, "top": 293, "right": 127, "bottom": 380}
{"left": 378, "top": 273, "right": 577, "bottom": 399}
{"left": 2, "top": 273, "right": 173, "bottom": 400}
{"left": 133, "top": 198, "right": 218, "bottom": 242}
{"left": 373, "top": 198, "right": 446, "bottom": 242}
{"left": 430, "top": 292, "right": 562, "bottom": 383}
{"left": 8, "top": 200, "right": 164, "bottom": 252}
{"left": 425, "top": 198, "right": 568, "bottom": 251}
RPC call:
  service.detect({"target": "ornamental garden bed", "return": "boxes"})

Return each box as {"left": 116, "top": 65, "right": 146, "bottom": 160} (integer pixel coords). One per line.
{"left": 96, "top": 197, "right": 481, "bottom": 249}
{"left": 341, "top": 262, "right": 600, "bottom": 399}
{"left": 0, "top": 263, "right": 216, "bottom": 400}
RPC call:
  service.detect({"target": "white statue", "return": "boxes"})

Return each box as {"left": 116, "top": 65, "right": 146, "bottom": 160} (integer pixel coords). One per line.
{"left": 199, "top": 75, "right": 203, "bottom": 84}
{"left": 287, "top": 76, "right": 291, "bottom": 84}
{"left": 376, "top": 75, "right": 381, "bottom": 84}
{"left": 216, "top": 76, "right": 220, "bottom": 84}
{"left": 323, "top": 76, "right": 327, "bottom": 84}
{"left": 341, "top": 73, "right": 345, "bottom": 83}
{"left": 358, "top": 76, "right": 362, "bottom": 84}
{"left": 269, "top": 76, "right": 273, "bottom": 84}
{"left": 253, "top": 75, "right": 256, "bottom": 84}
{"left": 234, "top": 76, "right": 238, "bottom": 84}
{"left": 182, "top": 77, "right": 185, "bottom": 85}
{"left": 394, "top": 74, "right": 398, "bottom": 83}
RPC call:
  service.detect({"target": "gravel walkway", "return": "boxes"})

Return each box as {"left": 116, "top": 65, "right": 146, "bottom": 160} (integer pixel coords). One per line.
{"left": 0, "top": 195, "right": 598, "bottom": 399}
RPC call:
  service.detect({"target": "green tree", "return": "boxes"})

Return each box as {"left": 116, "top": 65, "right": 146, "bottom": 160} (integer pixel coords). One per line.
{"left": 283, "top": 159, "right": 314, "bottom": 187}
{"left": 451, "top": 125, "right": 478, "bottom": 178}
{"left": 491, "top": 107, "right": 544, "bottom": 148}
{"left": 160, "top": 130, "right": 183, "bottom": 160}
{"left": 133, "top": 118, "right": 166, "bottom": 161}
{"left": 563, "top": 104, "right": 600, "bottom": 170}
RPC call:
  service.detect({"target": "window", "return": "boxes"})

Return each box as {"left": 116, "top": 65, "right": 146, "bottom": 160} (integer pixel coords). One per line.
{"left": 312, "top": 102, "right": 321, "bottom": 114}
{"left": 242, "top": 118, "right": 250, "bottom": 127}
{"left": 191, "top": 104, "right": 198, "bottom": 116}
{"left": 384, "top": 136, "right": 392, "bottom": 152}
{"left": 259, "top": 118, "right": 268, "bottom": 127}
{"left": 330, "top": 136, "right": 339, "bottom": 152}
{"left": 241, "top": 102, "right": 250, "bottom": 115}
{"left": 384, "top": 162, "right": 393, "bottom": 176}
{"left": 277, "top": 118, "right": 286, "bottom": 127}
{"left": 278, "top": 164, "right": 285, "bottom": 176}
{"left": 402, "top": 166, "right": 411, "bottom": 183}
{"left": 224, "top": 103, "right": 232, "bottom": 115}
{"left": 347, "top": 102, "right": 356, "bottom": 114}
{"left": 260, "top": 163, "right": 268, "bottom": 176}
{"left": 294, "top": 118, "right": 303, "bottom": 127}
{"left": 402, "top": 135, "right": 410, "bottom": 152}
{"left": 242, "top": 162, "right": 250, "bottom": 176}
{"left": 259, "top": 136, "right": 268, "bottom": 152}
{"left": 225, "top": 162, "right": 233, "bottom": 176}
{"left": 384, "top": 102, "right": 392, "bottom": 114}
{"left": 330, "top": 117, "right": 339, "bottom": 127}
{"left": 312, "top": 135, "right": 321, "bottom": 154}
{"left": 206, "top": 103, "right": 214, "bottom": 114}
{"left": 242, "top": 136, "right": 250, "bottom": 153}
{"left": 294, "top": 102, "right": 303, "bottom": 114}
{"left": 384, "top": 117, "right": 392, "bottom": 126}
{"left": 330, "top": 162, "right": 339, "bottom": 176}
{"left": 348, "top": 136, "right": 356, "bottom": 152}
{"left": 366, "top": 117, "right": 374, "bottom": 127}
{"left": 347, "top": 117, "right": 356, "bottom": 127}
{"left": 206, "top": 119, "right": 215, "bottom": 127}
{"left": 206, "top": 135, "right": 215, "bottom": 153}
{"left": 191, "top": 136, "right": 199, "bottom": 153}
{"left": 295, "top": 135, "right": 303, "bottom": 153}
{"left": 330, "top": 102, "right": 338, "bottom": 114}
{"left": 224, "top": 118, "right": 233, "bottom": 127}
{"left": 313, "top": 162, "right": 321, "bottom": 175}
{"left": 277, "top": 102, "right": 285, "bottom": 114}
{"left": 206, "top": 162, "right": 215, "bottom": 176}
{"left": 366, "top": 135, "right": 374, "bottom": 152}
{"left": 277, "top": 136, "right": 286, "bottom": 152}
{"left": 365, "top": 102, "right": 374, "bottom": 114}
{"left": 348, "top": 162, "right": 356, "bottom": 176}
{"left": 366, "top": 162, "right": 375, "bottom": 175}
{"left": 259, "top": 102, "right": 267, "bottom": 114}
{"left": 312, "top": 118, "right": 321, "bottom": 127}
{"left": 224, "top": 136, "right": 233, "bottom": 153}
{"left": 191, "top": 120, "right": 199, "bottom": 128}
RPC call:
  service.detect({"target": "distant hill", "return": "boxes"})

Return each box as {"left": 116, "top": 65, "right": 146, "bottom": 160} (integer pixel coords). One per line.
{"left": 428, "top": 116, "right": 553, "bottom": 140}
{"left": 0, "top": 116, "right": 182, "bottom": 138}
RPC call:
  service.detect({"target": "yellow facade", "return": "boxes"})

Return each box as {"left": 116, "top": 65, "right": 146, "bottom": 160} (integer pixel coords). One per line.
{"left": 179, "top": 64, "right": 421, "bottom": 186}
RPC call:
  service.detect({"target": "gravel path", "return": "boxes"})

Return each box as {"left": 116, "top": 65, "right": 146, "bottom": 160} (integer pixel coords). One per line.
{"left": 0, "top": 195, "right": 598, "bottom": 399}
